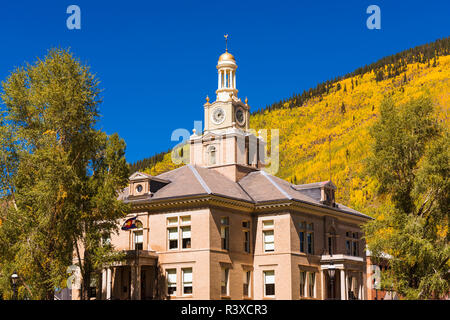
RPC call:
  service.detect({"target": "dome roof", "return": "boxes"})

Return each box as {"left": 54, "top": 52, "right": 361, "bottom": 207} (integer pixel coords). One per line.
{"left": 218, "top": 51, "right": 236, "bottom": 63}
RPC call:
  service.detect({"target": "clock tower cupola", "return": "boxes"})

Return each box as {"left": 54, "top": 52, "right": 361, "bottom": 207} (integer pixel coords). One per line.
{"left": 189, "top": 36, "right": 265, "bottom": 181}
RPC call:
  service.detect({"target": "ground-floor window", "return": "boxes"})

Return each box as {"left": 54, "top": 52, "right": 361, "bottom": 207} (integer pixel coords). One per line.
{"left": 264, "top": 270, "right": 275, "bottom": 297}
{"left": 299, "top": 271, "right": 307, "bottom": 297}
{"left": 182, "top": 268, "right": 193, "bottom": 295}
{"left": 166, "top": 269, "right": 176, "bottom": 296}
{"left": 243, "top": 271, "right": 251, "bottom": 297}
{"left": 308, "top": 272, "right": 316, "bottom": 298}
{"left": 221, "top": 267, "right": 229, "bottom": 296}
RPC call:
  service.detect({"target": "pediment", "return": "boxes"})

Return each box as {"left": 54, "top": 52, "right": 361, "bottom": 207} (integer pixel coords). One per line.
{"left": 129, "top": 171, "right": 152, "bottom": 181}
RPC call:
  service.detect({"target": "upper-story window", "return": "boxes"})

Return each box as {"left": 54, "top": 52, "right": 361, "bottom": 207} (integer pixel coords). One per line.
{"left": 181, "top": 215, "right": 191, "bottom": 249}
{"left": 208, "top": 145, "right": 217, "bottom": 165}
{"left": 243, "top": 220, "right": 251, "bottom": 253}
{"left": 346, "top": 231, "right": 360, "bottom": 256}
{"left": 133, "top": 220, "right": 143, "bottom": 250}
{"left": 167, "top": 217, "right": 178, "bottom": 250}
{"left": 262, "top": 220, "right": 274, "bottom": 253}
{"left": 299, "top": 221, "right": 314, "bottom": 254}
{"left": 221, "top": 217, "right": 229, "bottom": 250}
{"left": 167, "top": 216, "right": 191, "bottom": 250}
{"left": 306, "top": 223, "right": 314, "bottom": 254}
{"left": 328, "top": 228, "right": 337, "bottom": 255}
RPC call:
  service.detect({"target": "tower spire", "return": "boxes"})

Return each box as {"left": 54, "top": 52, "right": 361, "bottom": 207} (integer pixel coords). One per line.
{"left": 224, "top": 34, "right": 229, "bottom": 52}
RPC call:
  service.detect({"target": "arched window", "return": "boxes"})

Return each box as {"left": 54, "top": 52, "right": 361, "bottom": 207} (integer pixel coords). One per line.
{"left": 207, "top": 146, "right": 216, "bottom": 165}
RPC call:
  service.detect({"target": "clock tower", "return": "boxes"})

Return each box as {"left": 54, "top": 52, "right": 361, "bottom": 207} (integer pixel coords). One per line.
{"left": 203, "top": 49, "right": 250, "bottom": 133}
{"left": 189, "top": 42, "right": 265, "bottom": 182}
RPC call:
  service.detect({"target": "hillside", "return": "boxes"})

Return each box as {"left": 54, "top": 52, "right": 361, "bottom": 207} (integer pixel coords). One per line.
{"left": 132, "top": 38, "right": 450, "bottom": 213}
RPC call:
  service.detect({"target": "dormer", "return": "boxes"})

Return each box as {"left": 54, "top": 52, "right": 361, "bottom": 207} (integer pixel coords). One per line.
{"left": 128, "top": 172, "right": 170, "bottom": 198}
{"left": 292, "top": 181, "right": 337, "bottom": 207}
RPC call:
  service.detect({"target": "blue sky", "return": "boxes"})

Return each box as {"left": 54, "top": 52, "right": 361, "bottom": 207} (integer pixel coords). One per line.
{"left": 0, "top": 0, "right": 448, "bottom": 164}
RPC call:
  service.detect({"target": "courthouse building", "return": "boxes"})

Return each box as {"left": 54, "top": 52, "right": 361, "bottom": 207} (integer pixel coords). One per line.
{"left": 82, "top": 48, "right": 372, "bottom": 300}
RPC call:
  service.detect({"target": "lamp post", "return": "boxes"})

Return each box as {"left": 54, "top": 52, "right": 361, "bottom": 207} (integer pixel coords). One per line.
{"left": 11, "top": 271, "right": 18, "bottom": 300}
{"left": 327, "top": 263, "right": 336, "bottom": 300}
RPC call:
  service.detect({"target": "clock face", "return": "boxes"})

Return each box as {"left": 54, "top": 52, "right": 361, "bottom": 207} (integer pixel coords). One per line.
{"left": 212, "top": 107, "right": 225, "bottom": 124}
{"left": 235, "top": 108, "right": 245, "bottom": 125}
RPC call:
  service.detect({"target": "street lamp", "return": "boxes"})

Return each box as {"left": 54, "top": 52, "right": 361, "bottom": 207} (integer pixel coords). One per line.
{"left": 327, "top": 263, "right": 336, "bottom": 300}
{"left": 11, "top": 271, "right": 19, "bottom": 300}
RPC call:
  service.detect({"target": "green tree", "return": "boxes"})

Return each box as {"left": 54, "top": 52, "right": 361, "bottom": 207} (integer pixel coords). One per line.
{"left": 364, "top": 96, "right": 449, "bottom": 299}
{"left": 0, "top": 48, "right": 129, "bottom": 299}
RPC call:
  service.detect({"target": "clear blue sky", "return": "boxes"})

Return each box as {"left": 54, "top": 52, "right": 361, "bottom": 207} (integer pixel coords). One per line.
{"left": 0, "top": 0, "right": 448, "bottom": 164}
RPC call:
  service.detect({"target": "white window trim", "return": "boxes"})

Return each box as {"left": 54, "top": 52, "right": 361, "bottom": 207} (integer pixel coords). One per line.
{"left": 182, "top": 268, "right": 193, "bottom": 296}
{"left": 166, "top": 269, "right": 177, "bottom": 296}
{"left": 263, "top": 270, "right": 275, "bottom": 298}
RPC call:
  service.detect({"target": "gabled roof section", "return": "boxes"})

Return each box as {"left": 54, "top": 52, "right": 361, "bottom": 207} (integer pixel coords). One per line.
{"left": 129, "top": 171, "right": 171, "bottom": 184}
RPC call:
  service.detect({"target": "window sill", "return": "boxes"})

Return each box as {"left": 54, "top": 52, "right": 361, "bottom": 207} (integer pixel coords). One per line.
{"left": 221, "top": 296, "right": 231, "bottom": 300}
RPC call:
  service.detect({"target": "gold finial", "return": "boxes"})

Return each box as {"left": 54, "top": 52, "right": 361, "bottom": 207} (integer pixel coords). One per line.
{"left": 245, "top": 97, "right": 248, "bottom": 104}
{"left": 224, "top": 34, "right": 229, "bottom": 52}
{"left": 206, "top": 95, "right": 210, "bottom": 103}
{"left": 193, "top": 128, "right": 197, "bottom": 134}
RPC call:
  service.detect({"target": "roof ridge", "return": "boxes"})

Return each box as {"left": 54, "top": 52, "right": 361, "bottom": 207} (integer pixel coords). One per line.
{"left": 188, "top": 165, "right": 212, "bottom": 194}
{"left": 260, "top": 170, "right": 292, "bottom": 200}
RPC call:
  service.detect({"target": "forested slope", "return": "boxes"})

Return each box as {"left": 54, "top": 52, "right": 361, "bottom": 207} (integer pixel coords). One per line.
{"left": 130, "top": 37, "right": 450, "bottom": 213}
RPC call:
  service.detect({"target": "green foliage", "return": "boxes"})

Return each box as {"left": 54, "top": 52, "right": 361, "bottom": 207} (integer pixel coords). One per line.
{"left": 0, "top": 48, "right": 129, "bottom": 299}
{"left": 364, "top": 97, "right": 449, "bottom": 299}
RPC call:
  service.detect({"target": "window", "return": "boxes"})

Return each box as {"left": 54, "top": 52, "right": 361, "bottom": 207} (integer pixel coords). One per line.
{"left": 263, "top": 230, "right": 274, "bottom": 252}
{"left": 221, "top": 217, "right": 229, "bottom": 250}
{"left": 133, "top": 220, "right": 143, "bottom": 250}
{"left": 328, "top": 235, "right": 335, "bottom": 255}
{"left": 168, "top": 227, "right": 178, "bottom": 250}
{"left": 182, "top": 268, "right": 193, "bottom": 295}
{"left": 308, "top": 272, "right": 316, "bottom": 298}
{"left": 346, "top": 240, "right": 352, "bottom": 255}
{"left": 263, "top": 220, "right": 274, "bottom": 253}
{"left": 300, "top": 221, "right": 314, "bottom": 254}
{"left": 208, "top": 146, "right": 216, "bottom": 165}
{"left": 167, "top": 217, "right": 178, "bottom": 225}
{"left": 134, "top": 230, "right": 143, "bottom": 250}
{"left": 264, "top": 271, "right": 275, "bottom": 297}
{"left": 299, "top": 231, "right": 305, "bottom": 252}
{"left": 262, "top": 220, "right": 274, "bottom": 228}
{"left": 346, "top": 231, "right": 359, "bottom": 256}
{"left": 352, "top": 241, "right": 358, "bottom": 256}
{"left": 221, "top": 267, "right": 229, "bottom": 295}
{"left": 167, "top": 269, "right": 176, "bottom": 296}
{"left": 243, "top": 221, "right": 250, "bottom": 253}
{"left": 299, "top": 271, "right": 307, "bottom": 297}
{"left": 243, "top": 271, "right": 251, "bottom": 297}
{"left": 182, "top": 226, "right": 191, "bottom": 249}
{"left": 167, "top": 216, "right": 191, "bottom": 251}
{"left": 181, "top": 216, "right": 191, "bottom": 224}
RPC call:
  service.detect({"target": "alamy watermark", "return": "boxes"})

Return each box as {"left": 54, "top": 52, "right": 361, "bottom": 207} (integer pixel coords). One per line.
{"left": 66, "top": 5, "right": 81, "bottom": 30}
{"left": 366, "top": 5, "right": 381, "bottom": 30}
